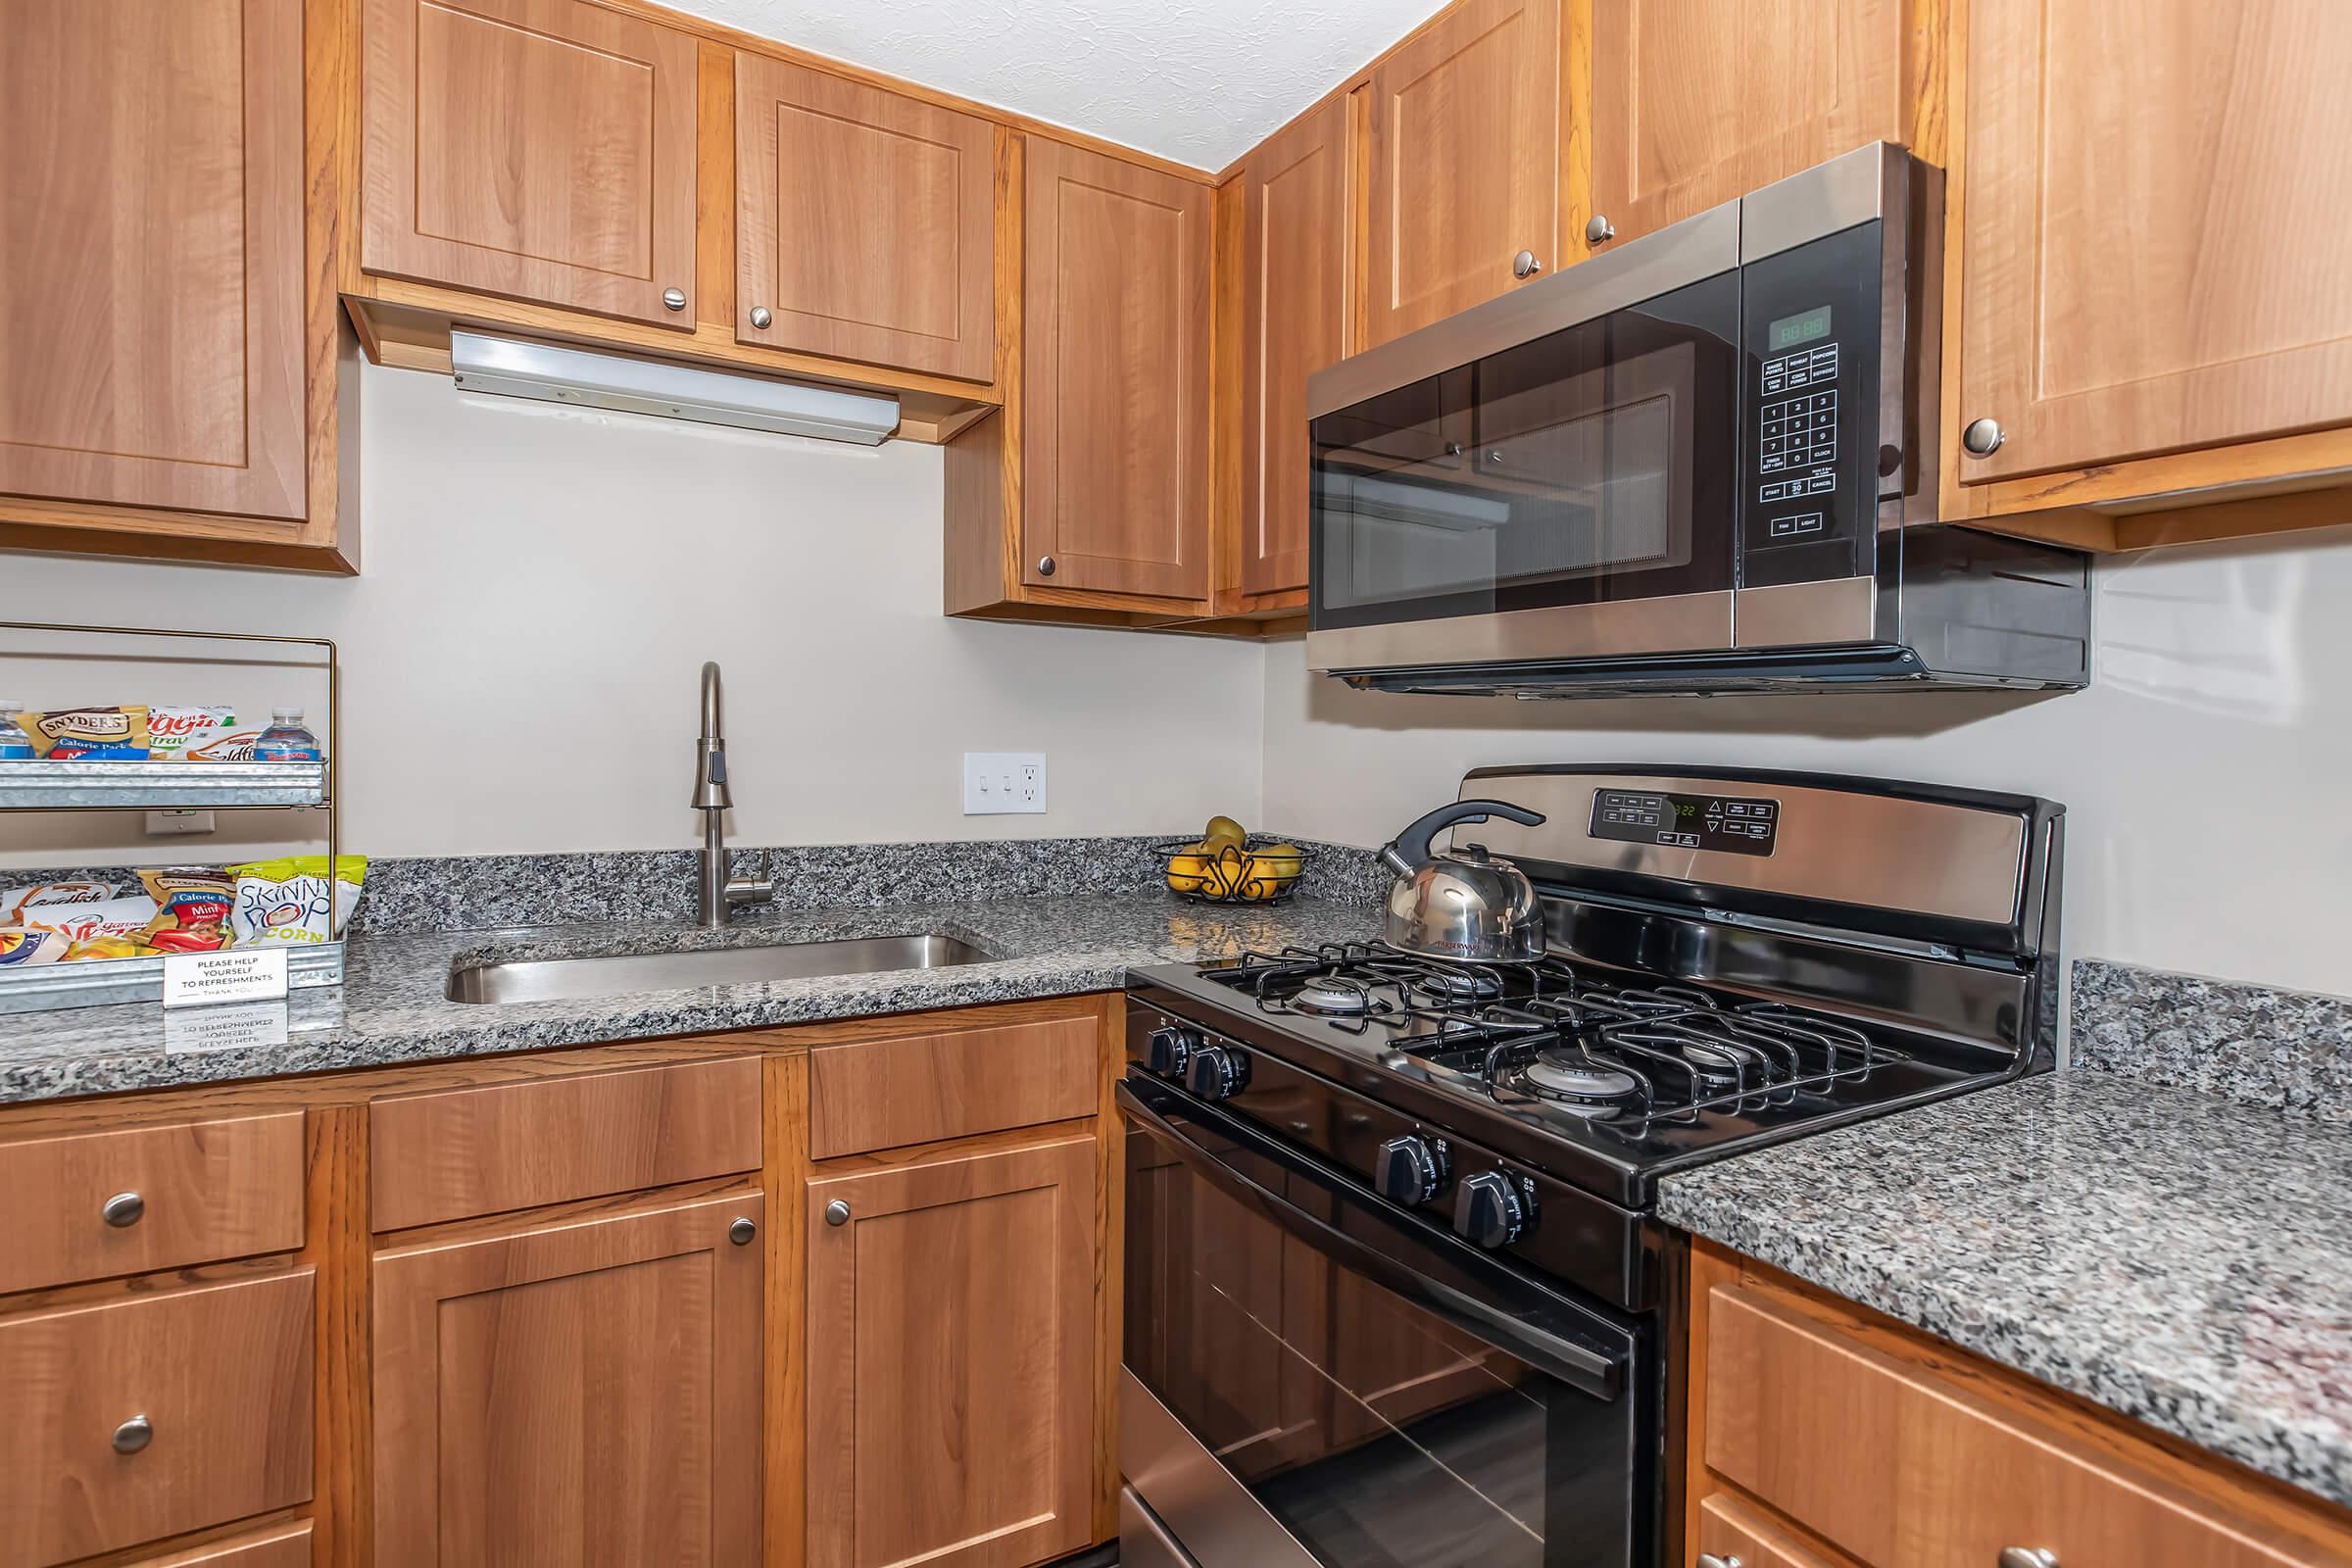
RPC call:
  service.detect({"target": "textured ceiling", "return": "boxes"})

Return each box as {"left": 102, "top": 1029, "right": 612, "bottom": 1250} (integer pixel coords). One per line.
{"left": 665, "top": 0, "right": 1446, "bottom": 169}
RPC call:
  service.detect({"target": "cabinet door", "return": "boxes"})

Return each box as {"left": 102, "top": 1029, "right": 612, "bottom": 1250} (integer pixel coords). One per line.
{"left": 1365, "top": 0, "right": 1561, "bottom": 346}
{"left": 735, "top": 54, "right": 996, "bottom": 380}
{"left": 1023, "top": 139, "right": 1211, "bottom": 601}
{"left": 1585, "top": 0, "right": 1909, "bottom": 255}
{"left": 1238, "top": 98, "right": 1350, "bottom": 599}
{"left": 361, "top": 0, "right": 699, "bottom": 327}
{"left": 807, "top": 1133, "right": 1097, "bottom": 1568}
{"left": 1957, "top": 0, "right": 2352, "bottom": 480}
{"left": 0, "top": 0, "right": 306, "bottom": 520}
{"left": 372, "top": 1188, "right": 763, "bottom": 1566}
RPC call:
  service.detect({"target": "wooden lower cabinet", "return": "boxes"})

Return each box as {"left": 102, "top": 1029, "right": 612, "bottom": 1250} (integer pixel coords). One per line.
{"left": 371, "top": 1185, "right": 766, "bottom": 1566}
{"left": 806, "top": 1130, "right": 1100, "bottom": 1568}
{"left": 1686, "top": 1242, "right": 2352, "bottom": 1568}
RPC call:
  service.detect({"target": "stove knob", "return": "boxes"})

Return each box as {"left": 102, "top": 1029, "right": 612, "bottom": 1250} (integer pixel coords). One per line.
{"left": 1374, "top": 1135, "right": 1448, "bottom": 1206}
{"left": 1184, "top": 1044, "right": 1250, "bottom": 1101}
{"left": 1455, "top": 1171, "right": 1528, "bottom": 1250}
{"left": 1146, "top": 1025, "right": 1198, "bottom": 1078}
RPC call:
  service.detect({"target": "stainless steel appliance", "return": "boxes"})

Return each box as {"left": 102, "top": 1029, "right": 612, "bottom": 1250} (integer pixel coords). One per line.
{"left": 1304, "top": 144, "right": 2092, "bottom": 697}
{"left": 1376, "top": 798, "right": 1549, "bottom": 962}
{"left": 1118, "top": 763, "right": 2064, "bottom": 1566}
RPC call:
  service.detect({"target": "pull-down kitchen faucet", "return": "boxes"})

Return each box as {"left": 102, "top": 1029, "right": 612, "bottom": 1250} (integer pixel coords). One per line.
{"left": 693, "top": 661, "right": 774, "bottom": 927}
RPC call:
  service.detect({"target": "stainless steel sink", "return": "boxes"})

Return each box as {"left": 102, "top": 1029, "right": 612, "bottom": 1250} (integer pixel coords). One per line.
{"left": 446, "top": 933, "right": 989, "bottom": 1004}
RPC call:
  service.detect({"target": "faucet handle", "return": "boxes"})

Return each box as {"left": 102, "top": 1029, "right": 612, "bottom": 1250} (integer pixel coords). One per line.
{"left": 726, "top": 848, "right": 775, "bottom": 908}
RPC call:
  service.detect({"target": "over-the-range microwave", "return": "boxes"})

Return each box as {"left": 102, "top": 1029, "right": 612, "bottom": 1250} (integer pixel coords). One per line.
{"left": 1305, "top": 143, "right": 2091, "bottom": 698}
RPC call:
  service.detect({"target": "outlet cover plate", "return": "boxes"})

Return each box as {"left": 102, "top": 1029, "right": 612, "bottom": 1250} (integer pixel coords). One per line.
{"left": 963, "top": 752, "right": 1046, "bottom": 814}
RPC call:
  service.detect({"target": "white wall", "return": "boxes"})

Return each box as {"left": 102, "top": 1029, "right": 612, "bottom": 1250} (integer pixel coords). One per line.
{"left": 2, "top": 364, "right": 1267, "bottom": 864}
{"left": 1262, "top": 524, "right": 2352, "bottom": 997}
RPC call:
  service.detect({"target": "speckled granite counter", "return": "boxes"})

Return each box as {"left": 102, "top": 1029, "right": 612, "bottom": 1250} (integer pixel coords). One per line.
{"left": 1657, "top": 1070, "right": 2352, "bottom": 1509}
{"left": 0, "top": 895, "right": 1372, "bottom": 1104}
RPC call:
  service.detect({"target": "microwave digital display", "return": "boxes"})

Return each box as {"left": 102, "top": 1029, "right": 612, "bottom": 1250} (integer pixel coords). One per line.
{"left": 1590, "top": 789, "right": 1779, "bottom": 857}
{"left": 1767, "top": 306, "right": 1834, "bottom": 353}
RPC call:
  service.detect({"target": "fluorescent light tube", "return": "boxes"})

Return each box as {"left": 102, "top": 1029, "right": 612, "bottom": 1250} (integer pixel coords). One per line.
{"left": 449, "top": 330, "right": 901, "bottom": 445}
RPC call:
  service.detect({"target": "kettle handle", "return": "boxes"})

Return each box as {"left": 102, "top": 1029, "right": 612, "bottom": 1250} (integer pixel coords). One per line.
{"left": 1378, "top": 799, "right": 1547, "bottom": 879}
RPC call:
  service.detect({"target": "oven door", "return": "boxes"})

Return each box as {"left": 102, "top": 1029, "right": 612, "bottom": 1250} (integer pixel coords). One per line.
{"left": 1119, "top": 1073, "right": 1654, "bottom": 1568}
{"left": 1306, "top": 267, "right": 1742, "bottom": 673}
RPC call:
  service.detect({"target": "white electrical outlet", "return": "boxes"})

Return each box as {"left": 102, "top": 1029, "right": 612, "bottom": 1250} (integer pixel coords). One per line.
{"left": 963, "top": 753, "right": 1046, "bottom": 815}
{"left": 144, "top": 808, "right": 217, "bottom": 837}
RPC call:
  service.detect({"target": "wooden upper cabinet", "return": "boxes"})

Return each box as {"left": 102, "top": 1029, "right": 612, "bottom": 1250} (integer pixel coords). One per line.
{"left": 0, "top": 0, "right": 307, "bottom": 520}
{"left": 1954, "top": 0, "right": 2352, "bottom": 481}
{"left": 735, "top": 55, "right": 996, "bottom": 381}
{"left": 361, "top": 0, "right": 700, "bottom": 327}
{"left": 1022, "top": 138, "right": 1212, "bottom": 599}
{"left": 806, "top": 1133, "right": 1098, "bottom": 1568}
{"left": 1238, "top": 97, "right": 1351, "bottom": 599}
{"left": 1365, "top": 0, "right": 1561, "bottom": 346}
{"left": 372, "top": 1187, "right": 763, "bottom": 1566}
{"left": 1583, "top": 0, "right": 1911, "bottom": 255}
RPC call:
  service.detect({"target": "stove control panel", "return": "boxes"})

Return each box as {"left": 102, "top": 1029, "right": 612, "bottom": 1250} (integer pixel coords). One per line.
{"left": 1590, "top": 788, "right": 1779, "bottom": 858}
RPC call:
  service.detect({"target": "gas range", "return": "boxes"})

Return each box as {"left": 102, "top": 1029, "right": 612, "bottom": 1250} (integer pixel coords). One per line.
{"left": 1122, "top": 764, "right": 2065, "bottom": 1312}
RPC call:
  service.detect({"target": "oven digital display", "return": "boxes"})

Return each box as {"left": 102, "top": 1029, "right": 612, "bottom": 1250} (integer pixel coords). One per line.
{"left": 1590, "top": 789, "right": 1779, "bottom": 857}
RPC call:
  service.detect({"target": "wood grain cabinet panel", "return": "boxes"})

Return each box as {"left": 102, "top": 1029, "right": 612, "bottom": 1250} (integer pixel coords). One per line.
{"left": 0, "top": 0, "right": 307, "bottom": 520}
{"left": 362, "top": 0, "right": 700, "bottom": 326}
{"left": 1694, "top": 1491, "right": 1852, "bottom": 1568}
{"left": 807, "top": 1132, "right": 1098, "bottom": 1568}
{"left": 0, "top": 1110, "right": 304, "bottom": 1294}
{"left": 808, "top": 1015, "right": 1098, "bottom": 1158}
{"left": 1022, "top": 138, "right": 1212, "bottom": 600}
{"left": 1704, "top": 1278, "right": 2350, "bottom": 1568}
{"left": 0, "top": 1271, "right": 314, "bottom": 1568}
{"left": 1956, "top": 0, "right": 2352, "bottom": 480}
{"left": 1365, "top": 0, "right": 1561, "bottom": 346}
{"left": 1237, "top": 96, "right": 1351, "bottom": 598}
{"left": 734, "top": 53, "right": 996, "bottom": 380}
{"left": 368, "top": 1054, "right": 761, "bottom": 1230}
{"left": 123, "top": 1522, "right": 313, "bottom": 1568}
{"left": 372, "top": 1187, "right": 764, "bottom": 1566}
{"left": 1584, "top": 0, "right": 1909, "bottom": 255}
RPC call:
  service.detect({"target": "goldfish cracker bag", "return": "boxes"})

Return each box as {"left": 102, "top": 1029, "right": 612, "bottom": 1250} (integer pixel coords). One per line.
{"left": 16, "top": 707, "right": 151, "bottom": 760}
{"left": 137, "top": 867, "right": 237, "bottom": 954}
{"left": 228, "top": 855, "right": 368, "bottom": 946}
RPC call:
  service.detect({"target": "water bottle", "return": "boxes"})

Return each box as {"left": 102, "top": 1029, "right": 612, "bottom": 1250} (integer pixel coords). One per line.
{"left": 0, "top": 703, "right": 30, "bottom": 760}
{"left": 253, "top": 708, "right": 323, "bottom": 762}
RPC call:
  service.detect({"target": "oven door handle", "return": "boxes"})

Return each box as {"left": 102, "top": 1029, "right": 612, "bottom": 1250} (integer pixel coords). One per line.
{"left": 1117, "top": 1079, "right": 1625, "bottom": 1400}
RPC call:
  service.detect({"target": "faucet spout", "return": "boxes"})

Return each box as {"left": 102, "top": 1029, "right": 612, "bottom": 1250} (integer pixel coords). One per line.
{"left": 693, "top": 661, "right": 771, "bottom": 926}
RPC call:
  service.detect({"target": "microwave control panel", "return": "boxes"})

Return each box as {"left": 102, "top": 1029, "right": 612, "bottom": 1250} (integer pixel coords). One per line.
{"left": 1739, "top": 222, "right": 1883, "bottom": 589}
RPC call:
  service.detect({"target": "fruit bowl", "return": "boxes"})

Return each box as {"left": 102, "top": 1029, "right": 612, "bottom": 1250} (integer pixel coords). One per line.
{"left": 1152, "top": 835, "right": 1312, "bottom": 906}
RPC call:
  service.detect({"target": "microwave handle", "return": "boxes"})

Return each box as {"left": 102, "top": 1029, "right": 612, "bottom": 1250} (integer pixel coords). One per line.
{"left": 1117, "top": 1079, "right": 1624, "bottom": 1401}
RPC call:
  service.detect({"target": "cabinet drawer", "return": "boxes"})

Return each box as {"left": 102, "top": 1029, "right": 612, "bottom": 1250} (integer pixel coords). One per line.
{"left": 0, "top": 1111, "right": 304, "bottom": 1294}
{"left": 1704, "top": 1280, "right": 2341, "bottom": 1568}
{"left": 808, "top": 1014, "right": 1098, "bottom": 1157}
{"left": 370, "top": 1055, "right": 761, "bottom": 1230}
{"left": 127, "top": 1521, "right": 311, "bottom": 1567}
{"left": 0, "top": 1270, "right": 314, "bottom": 1568}
{"left": 1694, "top": 1491, "right": 1847, "bottom": 1568}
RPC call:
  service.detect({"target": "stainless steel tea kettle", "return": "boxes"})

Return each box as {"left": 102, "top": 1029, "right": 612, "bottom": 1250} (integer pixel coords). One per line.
{"left": 1377, "top": 799, "right": 1547, "bottom": 963}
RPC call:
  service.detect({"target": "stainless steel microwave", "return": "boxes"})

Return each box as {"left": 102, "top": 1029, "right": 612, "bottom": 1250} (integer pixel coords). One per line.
{"left": 1305, "top": 143, "right": 2091, "bottom": 698}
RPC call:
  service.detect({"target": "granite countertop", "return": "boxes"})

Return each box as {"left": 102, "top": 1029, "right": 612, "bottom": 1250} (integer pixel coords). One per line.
{"left": 1658, "top": 1070, "right": 2352, "bottom": 1510}
{"left": 0, "top": 894, "right": 1371, "bottom": 1104}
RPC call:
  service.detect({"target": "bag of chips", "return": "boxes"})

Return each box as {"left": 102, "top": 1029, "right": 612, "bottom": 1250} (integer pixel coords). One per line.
{"left": 228, "top": 855, "right": 368, "bottom": 946}
{"left": 0, "top": 929, "right": 66, "bottom": 967}
{"left": 0, "top": 880, "right": 115, "bottom": 926}
{"left": 16, "top": 707, "right": 151, "bottom": 760}
{"left": 24, "top": 894, "right": 161, "bottom": 946}
{"left": 137, "top": 867, "right": 237, "bottom": 954}
{"left": 148, "top": 706, "right": 237, "bottom": 760}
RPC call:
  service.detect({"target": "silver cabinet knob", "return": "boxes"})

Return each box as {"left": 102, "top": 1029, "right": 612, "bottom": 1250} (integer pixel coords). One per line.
{"left": 1585, "top": 214, "right": 1616, "bottom": 246}
{"left": 1694, "top": 1556, "right": 1741, "bottom": 1568}
{"left": 113, "top": 1414, "right": 153, "bottom": 1454}
{"left": 1998, "top": 1552, "right": 2059, "bottom": 1568}
{"left": 1962, "top": 416, "right": 2007, "bottom": 456}
{"left": 749, "top": 306, "right": 773, "bottom": 330}
{"left": 727, "top": 1216, "right": 757, "bottom": 1246}
{"left": 662, "top": 287, "right": 687, "bottom": 312}
{"left": 1512, "top": 249, "right": 1544, "bottom": 279}
{"left": 1037, "top": 556, "right": 1056, "bottom": 576}
{"left": 824, "top": 1199, "right": 851, "bottom": 1227}
{"left": 101, "top": 1191, "right": 145, "bottom": 1228}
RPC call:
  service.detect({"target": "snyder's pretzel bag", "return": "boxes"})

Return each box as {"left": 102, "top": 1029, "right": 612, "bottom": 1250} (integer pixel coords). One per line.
{"left": 147, "top": 706, "right": 237, "bottom": 760}
{"left": 17, "top": 707, "right": 151, "bottom": 760}
{"left": 137, "top": 867, "right": 237, "bottom": 954}
{"left": 228, "top": 856, "right": 368, "bottom": 946}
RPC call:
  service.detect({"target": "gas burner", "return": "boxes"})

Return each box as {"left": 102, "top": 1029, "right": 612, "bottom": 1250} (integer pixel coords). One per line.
{"left": 1413, "top": 967, "right": 1505, "bottom": 1003}
{"left": 1521, "top": 1052, "right": 1640, "bottom": 1103}
{"left": 1293, "top": 976, "right": 1376, "bottom": 1015}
